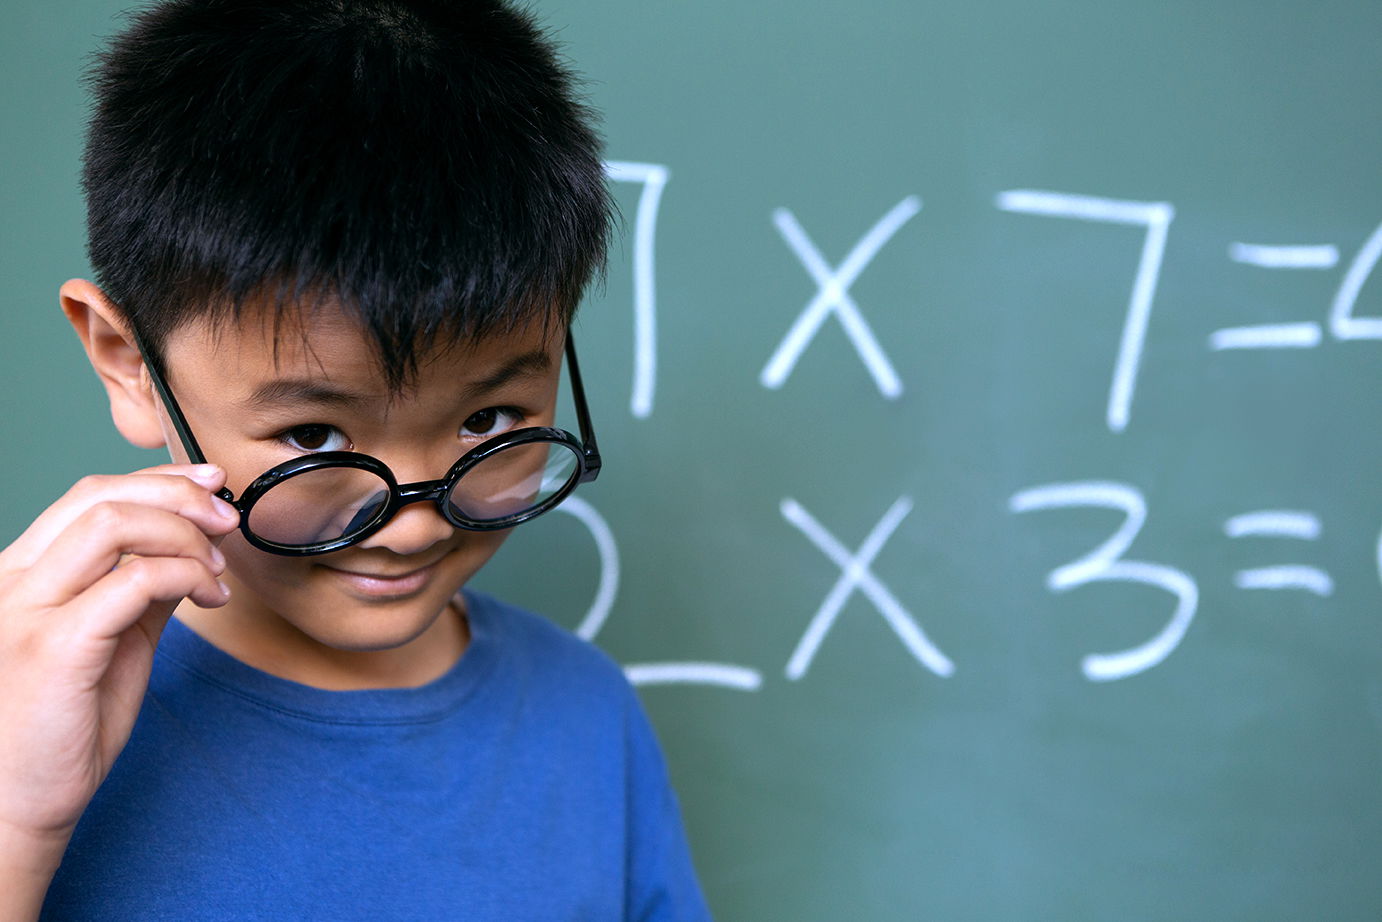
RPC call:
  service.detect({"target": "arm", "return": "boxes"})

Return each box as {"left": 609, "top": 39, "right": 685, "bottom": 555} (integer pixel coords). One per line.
{"left": 0, "top": 464, "right": 237, "bottom": 920}
{"left": 624, "top": 702, "right": 714, "bottom": 922}
{"left": 0, "top": 825, "right": 70, "bottom": 921}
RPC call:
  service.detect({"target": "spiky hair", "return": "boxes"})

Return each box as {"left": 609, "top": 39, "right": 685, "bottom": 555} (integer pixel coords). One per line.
{"left": 83, "top": 0, "right": 612, "bottom": 386}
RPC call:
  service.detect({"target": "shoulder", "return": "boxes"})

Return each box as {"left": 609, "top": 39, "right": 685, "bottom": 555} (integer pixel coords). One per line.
{"left": 463, "top": 593, "right": 715, "bottom": 919}
{"left": 463, "top": 588, "right": 638, "bottom": 713}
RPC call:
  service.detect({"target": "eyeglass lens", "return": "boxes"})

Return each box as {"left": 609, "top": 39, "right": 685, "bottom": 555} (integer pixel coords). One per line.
{"left": 246, "top": 465, "right": 392, "bottom": 548}
{"left": 445, "top": 440, "right": 581, "bottom": 523}
{"left": 244, "top": 440, "right": 584, "bottom": 549}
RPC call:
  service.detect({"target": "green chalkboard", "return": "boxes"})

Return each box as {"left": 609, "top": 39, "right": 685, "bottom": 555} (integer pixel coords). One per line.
{"left": 4, "top": 1, "right": 1382, "bottom": 918}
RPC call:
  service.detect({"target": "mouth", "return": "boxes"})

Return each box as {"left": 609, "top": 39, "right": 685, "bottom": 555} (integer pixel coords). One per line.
{"left": 323, "top": 560, "right": 442, "bottom": 599}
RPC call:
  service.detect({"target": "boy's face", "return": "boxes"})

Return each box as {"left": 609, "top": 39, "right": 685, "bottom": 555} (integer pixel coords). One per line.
{"left": 154, "top": 303, "right": 565, "bottom": 678}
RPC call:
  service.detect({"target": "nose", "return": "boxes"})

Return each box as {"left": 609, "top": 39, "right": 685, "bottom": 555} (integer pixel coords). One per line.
{"left": 356, "top": 481, "right": 456, "bottom": 556}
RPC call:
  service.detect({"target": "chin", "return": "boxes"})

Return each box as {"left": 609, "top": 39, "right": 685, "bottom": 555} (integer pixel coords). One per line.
{"left": 323, "top": 608, "right": 453, "bottom": 652}
{"left": 287, "top": 587, "right": 462, "bottom": 652}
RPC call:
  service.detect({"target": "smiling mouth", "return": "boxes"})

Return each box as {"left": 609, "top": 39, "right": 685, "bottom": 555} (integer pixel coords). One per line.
{"left": 324, "top": 561, "right": 442, "bottom": 598}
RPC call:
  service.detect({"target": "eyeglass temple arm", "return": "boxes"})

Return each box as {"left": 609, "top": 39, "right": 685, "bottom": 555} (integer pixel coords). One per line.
{"left": 564, "top": 335, "right": 601, "bottom": 482}
{"left": 129, "top": 328, "right": 233, "bottom": 500}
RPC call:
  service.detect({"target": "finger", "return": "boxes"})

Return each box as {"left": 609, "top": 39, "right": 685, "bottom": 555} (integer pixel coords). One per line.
{"left": 73, "top": 556, "right": 229, "bottom": 642}
{"left": 2, "top": 467, "right": 238, "bottom": 569}
{"left": 20, "top": 502, "right": 226, "bottom": 608}
{"left": 131, "top": 462, "right": 228, "bottom": 487}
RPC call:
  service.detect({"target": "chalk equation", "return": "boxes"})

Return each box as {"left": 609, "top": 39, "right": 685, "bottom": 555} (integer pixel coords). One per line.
{"left": 608, "top": 164, "right": 1382, "bottom": 434}
{"left": 567, "top": 478, "right": 1360, "bottom": 690}
{"left": 596, "top": 164, "right": 1379, "bottom": 688}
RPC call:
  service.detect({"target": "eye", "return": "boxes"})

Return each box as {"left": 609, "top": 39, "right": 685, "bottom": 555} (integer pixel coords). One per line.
{"left": 461, "top": 406, "right": 524, "bottom": 439}
{"left": 280, "top": 424, "right": 351, "bottom": 453}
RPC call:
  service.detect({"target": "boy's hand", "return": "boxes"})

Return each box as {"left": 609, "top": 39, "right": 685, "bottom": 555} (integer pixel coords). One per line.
{"left": 0, "top": 464, "right": 239, "bottom": 859}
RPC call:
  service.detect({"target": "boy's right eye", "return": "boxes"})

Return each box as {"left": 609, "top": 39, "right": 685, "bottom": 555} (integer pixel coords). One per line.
{"left": 280, "top": 424, "right": 351, "bottom": 453}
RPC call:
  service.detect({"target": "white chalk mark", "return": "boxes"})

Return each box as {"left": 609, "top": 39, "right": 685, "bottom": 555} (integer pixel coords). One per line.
{"left": 1234, "top": 566, "right": 1335, "bottom": 597}
{"left": 1224, "top": 511, "right": 1322, "bottom": 541}
{"left": 625, "top": 662, "right": 764, "bottom": 691}
{"left": 996, "top": 190, "right": 1174, "bottom": 433}
{"left": 996, "top": 192, "right": 1161, "bottom": 224}
{"left": 781, "top": 495, "right": 954, "bottom": 680}
{"left": 1009, "top": 481, "right": 1198, "bottom": 682}
{"left": 1010, "top": 482, "right": 1145, "bottom": 590}
{"left": 1329, "top": 221, "right": 1382, "bottom": 341}
{"left": 1208, "top": 323, "right": 1323, "bottom": 350}
{"left": 1224, "top": 513, "right": 1330, "bottom": 598}
{"left": 605, "top": 161, "right": 669, "bottom": 418}
{"left": 561, "top": 496, "right": 760, "bottom": 691}
{"left": 1082, "top": 562, "right": 1199, "bottom": 681}
{"left": 1229, "top": 243, "right": 1340, "bottom": 269}
{"left": 760, "top": 197, "right": 920, "bottom": 399}
{"left": 556, "top": 496, "right": 620, "bottom": 642}
{"left": 1376, "top": 525, "right": 1382, "bottom": 596}
{"left": 1211, "top": 242, "right": 1340, "bottom": 351}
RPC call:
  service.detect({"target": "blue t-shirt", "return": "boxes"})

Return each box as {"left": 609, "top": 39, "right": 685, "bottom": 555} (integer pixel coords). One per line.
{"left": 41, "top": 591, "right": 711, "bottom": 921}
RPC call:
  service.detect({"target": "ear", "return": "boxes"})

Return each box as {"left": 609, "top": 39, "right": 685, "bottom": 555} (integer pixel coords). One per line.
{"left": 60, "top": 279, "right": 168, "bottom": 450}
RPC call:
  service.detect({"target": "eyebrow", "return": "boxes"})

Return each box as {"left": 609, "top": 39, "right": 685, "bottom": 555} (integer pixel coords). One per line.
{"left": 244, "top": 380, "right": 368, "bottom": 410}
{"left": 467, "top": 349, "right": 552, "bottom": 396}
{"left": 242, "top": 349, "right": 553, "bottom": 410}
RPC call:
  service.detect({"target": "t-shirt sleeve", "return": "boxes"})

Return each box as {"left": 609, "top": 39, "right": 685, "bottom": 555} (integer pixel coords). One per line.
{"left": 624, "top": 696, "right": 715, "bottom": 922}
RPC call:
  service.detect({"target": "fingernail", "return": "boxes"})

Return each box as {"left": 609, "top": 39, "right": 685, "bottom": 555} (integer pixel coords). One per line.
{"left": 213, "top": 497, "right": 239, "bottom": 522}
{"left": 189, "top": 464, "right": 222, "bottom": 486}
{"left": 210, "top": 545, "right": 226, "bottom": 572}
{"left": 218, "top": 580, "right": 231, "bottom": 599}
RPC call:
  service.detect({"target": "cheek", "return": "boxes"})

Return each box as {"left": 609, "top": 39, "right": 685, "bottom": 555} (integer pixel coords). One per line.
{"left": 215, "top": 445, "right": 296, "bottom": 499}
{"left": 220, "top": 531, "right": 310, "bottom": 589}
{"left": 216, "top": 524, "right": 515, "bottom": 616}
{"left": 442, "top": 529, "right": 512, "bottom": 579}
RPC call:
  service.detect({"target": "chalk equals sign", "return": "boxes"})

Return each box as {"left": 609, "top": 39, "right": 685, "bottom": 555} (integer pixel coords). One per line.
{"left": 1208, "top": 243, "right": 1339, "bottom": 350}
{"left": 1222, "top": 510, "right": 1334, "bottom": 597}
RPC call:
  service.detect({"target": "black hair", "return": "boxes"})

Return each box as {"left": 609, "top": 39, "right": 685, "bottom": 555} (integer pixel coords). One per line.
{"left": 83, "top": 0, "right": 611, "bottom": 387}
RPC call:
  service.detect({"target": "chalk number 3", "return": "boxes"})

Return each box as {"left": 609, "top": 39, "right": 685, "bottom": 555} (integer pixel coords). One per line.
{"left": 1009, "top": 481, "right": 1199, "bottom": 681}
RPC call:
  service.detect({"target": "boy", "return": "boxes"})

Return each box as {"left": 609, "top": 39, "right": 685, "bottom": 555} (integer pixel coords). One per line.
{"left": 0, "top": 1, "right": 711, "bottom": 918}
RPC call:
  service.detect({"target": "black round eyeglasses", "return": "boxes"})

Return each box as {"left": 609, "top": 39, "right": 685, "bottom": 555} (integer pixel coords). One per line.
{"left": 134, "top": 330, "right": 601, "bottom": 557}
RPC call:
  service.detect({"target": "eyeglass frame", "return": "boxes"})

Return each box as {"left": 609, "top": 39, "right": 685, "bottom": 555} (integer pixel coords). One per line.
{"left": 132, "top": 325, "right": 602, "bottom": 557}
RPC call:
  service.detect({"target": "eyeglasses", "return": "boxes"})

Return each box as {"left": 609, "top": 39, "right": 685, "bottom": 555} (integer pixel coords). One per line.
{"left": 134, "top": 329, "right": 602, "bottom": 557}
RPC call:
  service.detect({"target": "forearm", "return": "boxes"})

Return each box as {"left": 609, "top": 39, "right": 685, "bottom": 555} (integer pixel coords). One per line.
{"left": 0, "top": 823, "right": 68, "bottom": 922}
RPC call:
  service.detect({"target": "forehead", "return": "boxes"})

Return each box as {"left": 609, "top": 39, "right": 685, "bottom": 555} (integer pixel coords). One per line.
{"left": 161, "top": 301, "right": 563, "bottom": 394}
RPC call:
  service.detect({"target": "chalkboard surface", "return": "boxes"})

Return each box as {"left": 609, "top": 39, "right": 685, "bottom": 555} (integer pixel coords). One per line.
{"left": 4, "top": 1, "right": 1382, "bottom": 918}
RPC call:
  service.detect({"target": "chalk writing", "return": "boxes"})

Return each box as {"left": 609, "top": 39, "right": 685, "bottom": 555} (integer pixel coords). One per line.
{"left": 1209, "top": 323, "right": 1322, "bottom": 350}
{"left": 1224, "top": 510, "right": 1322, "bottom": 540}
{"left": 1223, "top": 510, "right": 1333, "bottom": 597}
{"left": 759, "top": 197, "right": 919, "bottom": 399}
{"left": 1230, "top": 243, "right": 1340, "bottom": 270}
{"left": 572, "top": 166, "right": 1382, "bottom": 689}
{"left": 561, "top": 496, "right": 621, "bottom": 642}
{"left": 996, "top": 191, "right": 1174, "bottom": 434}
{"left": 1009, "top": 482, "right": 1198, "bottom": 681}
{"left": 1209, "top": 241, "right": 1338, "bottom": 351}
{"left": 604, "top": 160, "right": 669, "bottom": 418}
{"left": 1202, "top": 224, "right": 1382, "bottom": 353}
{"left": 558, "top": 495, "right": 764, "bottom": 691}
{"left": 780, "top": 495, "right": 954, "bottom": 680}
{"left": 1329, "top": 221, "right": 1382, "bottom": 341}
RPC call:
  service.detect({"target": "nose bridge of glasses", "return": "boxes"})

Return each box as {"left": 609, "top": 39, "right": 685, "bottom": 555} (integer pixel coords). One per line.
{"left": 396, "top": 477, "right": 451, "bottom": 506}
{"left": 370, "top": 437, "right": 467, "bottom": 504}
